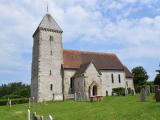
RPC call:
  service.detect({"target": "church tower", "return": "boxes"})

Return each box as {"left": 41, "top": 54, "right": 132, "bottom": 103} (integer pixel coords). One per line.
{"left": 31, "top": 14, "right": 63, "bottom": 102}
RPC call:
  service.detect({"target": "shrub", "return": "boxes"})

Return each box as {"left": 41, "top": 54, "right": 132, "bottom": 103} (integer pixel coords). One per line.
{"left": 127, "top": 88, "right": 131, "bottom": 94}
{"left": 112, "top": 87, "right": 125, "bottom": 96}
{"left": 1, "top": 94, "right": 23, "bottom": 99}
{"left": 135, "top": 86, "right": 141, "bottom": 93}
{"left": 0, "top": 98, "right": 29, "bottom": 106}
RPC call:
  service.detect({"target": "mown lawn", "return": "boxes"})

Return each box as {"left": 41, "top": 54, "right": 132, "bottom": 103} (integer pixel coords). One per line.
{"left": 0, "top": 94, "right": 160, "bottom": 120}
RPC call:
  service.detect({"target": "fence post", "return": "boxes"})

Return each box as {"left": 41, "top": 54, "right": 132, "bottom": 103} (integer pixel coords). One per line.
{"left": 48, "top": 115, "right": 53, "bottom": 120}
{"left": 27, "top": 109, "right": 30, "bottom": 120}
{"left": 9, "top": 100, "right": 11, "bottom": 108}
{"left": 74, "top": 93, "right": 77, "bottom": 101}
{"left": 29, "top": 98, "right": 31, "bottom": 109}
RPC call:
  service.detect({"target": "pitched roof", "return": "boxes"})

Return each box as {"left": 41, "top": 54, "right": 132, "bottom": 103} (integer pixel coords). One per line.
{"left": 38, "top": 14, "right": 62, "bottom": 32}
{"left": 73, "top": 61, "right": 101, "bottom": 77}
{"left": 63, "top": 49, "right": 124, "bottom": 70}
{"left": 63, "top": 49, "right": 133, "bottom": 78}
{"left": 124, "top": 66, "right": 133, "bottom": 78}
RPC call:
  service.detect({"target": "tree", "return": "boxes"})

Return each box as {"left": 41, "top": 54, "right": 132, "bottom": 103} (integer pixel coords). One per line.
{"left": 154, "top": 74, "right": 160, "bottom": 86}
{"left": 132, "top": 66, "right": 149, "bottom": 86}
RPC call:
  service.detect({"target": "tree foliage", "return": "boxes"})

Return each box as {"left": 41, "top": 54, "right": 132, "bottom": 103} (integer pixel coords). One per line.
{"left": 132, "top": 66, "right": 149, "bottom": 86}
{"left": 0, "top": 82, "right": 30, "bottom": 99}
{"left": 154, "top": 74, "right": 160, "bottom": 86}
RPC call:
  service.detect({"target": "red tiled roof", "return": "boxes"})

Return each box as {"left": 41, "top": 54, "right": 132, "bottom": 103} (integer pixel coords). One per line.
{"left": 63, "top": 49, "right": 133, "bottom": 78}
{"left": 63, "top": 49, "right": 124, "bottom": 70}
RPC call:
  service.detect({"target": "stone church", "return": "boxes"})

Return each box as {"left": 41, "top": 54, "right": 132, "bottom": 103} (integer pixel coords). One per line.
{"left": 31, "top": 13, "right": 134, "bottom": 102}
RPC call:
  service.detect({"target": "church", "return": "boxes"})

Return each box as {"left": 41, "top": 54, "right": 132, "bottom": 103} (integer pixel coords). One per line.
{"left": 31, "top": 13, "right": 134, "bottom": 102}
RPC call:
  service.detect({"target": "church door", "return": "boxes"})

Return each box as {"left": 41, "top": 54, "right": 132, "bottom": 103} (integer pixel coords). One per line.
{"left": 92, "top": 85, "right": 97, "bottom": 96}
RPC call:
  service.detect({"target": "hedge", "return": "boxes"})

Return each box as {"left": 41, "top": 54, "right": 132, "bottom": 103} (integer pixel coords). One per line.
{"left": 135, "top": 85, "right": 160, "bottom": 93}
{"left": 0, "top": 98, "right": 29, "bottom": 106}
{"left": 112, "top": 87, "right": 125, "bottom": 96}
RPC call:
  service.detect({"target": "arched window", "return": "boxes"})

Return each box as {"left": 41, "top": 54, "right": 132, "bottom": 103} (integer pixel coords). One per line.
{"left": 118, "top": 74, "right": 121, "bottom": 83}
{"left": 111, "top": 74, "right": 114, "bottom": 83}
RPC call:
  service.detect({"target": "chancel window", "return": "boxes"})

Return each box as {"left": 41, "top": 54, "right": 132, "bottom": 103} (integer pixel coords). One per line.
{"left": 118, "top": 74, "right": 121, "bottom": 83}
{"left": 111, "top": 74, "right": 114, "bottom": 83}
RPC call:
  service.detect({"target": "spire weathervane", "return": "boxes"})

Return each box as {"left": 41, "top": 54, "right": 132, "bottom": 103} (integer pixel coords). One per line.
{"left": 47, "top": 1, "right": 49, "bottom": 13}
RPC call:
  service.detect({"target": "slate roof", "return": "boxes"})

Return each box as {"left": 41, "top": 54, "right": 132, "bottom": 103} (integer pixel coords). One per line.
{"left": 63, "top": 49, "right": 133, "bottom": 78}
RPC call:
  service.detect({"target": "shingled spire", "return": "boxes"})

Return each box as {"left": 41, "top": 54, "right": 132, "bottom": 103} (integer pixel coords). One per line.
{"left": 38, "top": 14, "right": 63, "bottom": 32}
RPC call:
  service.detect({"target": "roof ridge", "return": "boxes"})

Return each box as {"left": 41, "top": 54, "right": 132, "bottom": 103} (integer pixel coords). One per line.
{"left": 63, "top": 49, "right": 116, "bottom": 56}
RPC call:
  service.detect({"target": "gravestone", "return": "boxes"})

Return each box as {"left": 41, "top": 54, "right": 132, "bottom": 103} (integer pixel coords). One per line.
{"left": 48, "top": 115, "right": 53, "bottom": 120}
{"left": 140, "top": 88, "right": 146, "bottom": 102}
{"left": 40, "top": 116, "right": 44, "bottom": 120}
{"left": 155, "top": 89, "right": 160, "bottom": 102}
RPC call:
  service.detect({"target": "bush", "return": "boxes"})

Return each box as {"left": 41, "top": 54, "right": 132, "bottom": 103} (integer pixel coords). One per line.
{"left": 127, "top": 88, "right": 131, "bottom": 94}
{"left": 0, "top": 98, "right": 29, "bottom": 106}
{"left": 135, "top": 86, "right": 141, "bottom": 93}
{"left": 112, "top": 87, "right": 125, "bottom": 96}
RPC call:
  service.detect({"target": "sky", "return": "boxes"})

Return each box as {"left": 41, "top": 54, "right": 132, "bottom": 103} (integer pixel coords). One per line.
{"left": 0, "top": 0, "right": 160, "bottom": 84}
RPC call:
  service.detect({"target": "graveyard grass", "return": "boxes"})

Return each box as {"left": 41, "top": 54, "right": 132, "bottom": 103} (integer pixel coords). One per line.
{"left": 0, "top": 94, "right": 160, "bottom": 120}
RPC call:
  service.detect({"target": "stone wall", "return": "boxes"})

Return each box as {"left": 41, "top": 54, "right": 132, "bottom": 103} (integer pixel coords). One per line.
{"left": 100, "top": 70, "right": 126, "bottom": 96}
{"left": 63, "top": 69, "right": 76, "bottom": 99}
{"left": 126, "top": 78, "right": 134, "bottom": 89}
{"left": 31, "top": 32, "right": 39, "bottom": 102}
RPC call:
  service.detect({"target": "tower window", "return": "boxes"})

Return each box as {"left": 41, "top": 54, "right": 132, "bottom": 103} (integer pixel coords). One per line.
{"left": 50, "top": 84, "right": 53, "bottom": 91}
{"left": 50, "top": 70, "right": 52, "bottom": 75}
{"left": 118, "top": 74, "right": 121, "bottom": 83}
{"left": 50, "top": 35, "right": 53, "bottom": 42}
{"left": 50, "top": 50, "right": 52, "bottom": 55}
{"left": 111, "top": 74, "right": 114, "bottom": 83}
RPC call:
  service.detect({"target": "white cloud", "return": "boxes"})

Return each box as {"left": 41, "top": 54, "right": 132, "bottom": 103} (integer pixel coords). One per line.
{"left": 0, "top": 0, "right": 160, "bottom": 83}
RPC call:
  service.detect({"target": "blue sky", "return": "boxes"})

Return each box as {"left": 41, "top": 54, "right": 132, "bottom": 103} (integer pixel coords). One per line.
{"left": 0, "top": 0, "right": 160, "bottom": 84}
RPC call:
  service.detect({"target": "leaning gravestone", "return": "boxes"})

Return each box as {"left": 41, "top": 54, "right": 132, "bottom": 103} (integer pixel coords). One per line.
{"left": 140, "top": 88, "right": 146, "bottom": 102}
{"left": 155, "top": 89, "right": 160, "bottom": 102}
